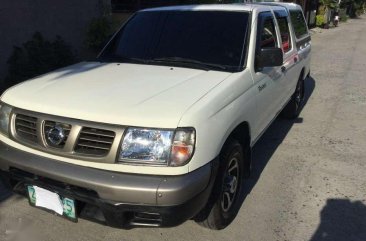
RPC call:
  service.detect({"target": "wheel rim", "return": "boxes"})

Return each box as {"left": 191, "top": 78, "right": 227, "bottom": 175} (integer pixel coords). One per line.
{"left": 221, "top": 157, "right": 240, "bottom": 212}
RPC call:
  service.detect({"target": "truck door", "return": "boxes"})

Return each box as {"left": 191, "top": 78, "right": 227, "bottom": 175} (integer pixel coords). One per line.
{"left": 250, "top": 11, "right": 285, "bottom": 139}
{"left": 274, "top": 9, "right": 299, "bottom": 108}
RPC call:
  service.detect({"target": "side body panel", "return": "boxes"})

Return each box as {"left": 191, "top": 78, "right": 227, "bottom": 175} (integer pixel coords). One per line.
{"left": 179, "top": 70, "right": 257, "bottom": 172}
{"left": 273, "top": 9, "right": 299, "bottom": 104}
{"left": 249, "top": 10, "right": 286, "bottom": 139}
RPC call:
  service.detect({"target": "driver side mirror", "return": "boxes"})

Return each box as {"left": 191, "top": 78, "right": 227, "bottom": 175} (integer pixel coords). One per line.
{"left": 256, "top": 47, "right": 283, "bottom": 70}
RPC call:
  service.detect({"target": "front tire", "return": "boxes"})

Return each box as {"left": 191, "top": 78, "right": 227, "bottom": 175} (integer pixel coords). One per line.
{"left": 196, "top": 139, "right": 245, "bottom": 230}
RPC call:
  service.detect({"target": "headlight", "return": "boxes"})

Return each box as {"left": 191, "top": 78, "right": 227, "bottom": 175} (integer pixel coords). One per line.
{"left": 0, "top": 102, "right": 12, "bottom": 136}
{"left": 118, "top": 127, "right": 195, "bottom": 166}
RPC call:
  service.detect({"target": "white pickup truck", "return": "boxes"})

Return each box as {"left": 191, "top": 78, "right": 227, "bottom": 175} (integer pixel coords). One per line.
{"left": 0, "top": 3, "right": 310, "bottom": 229}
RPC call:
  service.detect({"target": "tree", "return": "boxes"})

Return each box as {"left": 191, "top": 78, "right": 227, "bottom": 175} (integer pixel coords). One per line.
{"left": 319, "top": 0, "right": 339, "bottom": 24}
{"left": 5, "top": 32, "right": 76, "bottom": 87}
{"left": 340, "top": 0, "right": 366, "bottom": 17}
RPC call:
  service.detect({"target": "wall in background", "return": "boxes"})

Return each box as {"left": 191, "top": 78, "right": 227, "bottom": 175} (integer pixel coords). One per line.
{"left": 0, "top": 0, "right": 111, "bottom": 90}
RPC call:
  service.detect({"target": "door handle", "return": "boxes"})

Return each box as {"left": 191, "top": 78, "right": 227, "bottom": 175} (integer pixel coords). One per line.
{"left": 294, "top": 57, "right": 298, "bottom": 63}
{"left": 281, "top": 66, "right": 286, "bottom": 72}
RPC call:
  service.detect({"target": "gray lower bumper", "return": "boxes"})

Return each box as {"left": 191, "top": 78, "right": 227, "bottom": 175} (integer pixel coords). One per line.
{"left": 0, "top": 140, "right": 213, "bottom": 206}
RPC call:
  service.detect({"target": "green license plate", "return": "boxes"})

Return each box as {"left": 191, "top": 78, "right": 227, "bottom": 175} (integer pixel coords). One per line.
{"left": 27, "top": 185, "right": 77, "bottom": 222}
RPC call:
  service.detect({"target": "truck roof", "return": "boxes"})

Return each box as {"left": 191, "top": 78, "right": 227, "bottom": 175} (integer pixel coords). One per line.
{"left": 139, "top": 3, "right": 298, "bottom": 13}
{"left": 252, "top": 2, "right": 303, "bottom": 11}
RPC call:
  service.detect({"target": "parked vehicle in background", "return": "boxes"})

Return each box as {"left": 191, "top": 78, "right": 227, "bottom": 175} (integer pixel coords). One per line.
{"left": 0, "top": 3, "right": 310, "bottom": 230}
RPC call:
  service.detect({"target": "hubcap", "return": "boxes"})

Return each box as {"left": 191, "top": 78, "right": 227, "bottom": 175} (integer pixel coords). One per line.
{"left": 221, "top": 157, "right": 240, "bottom": 212}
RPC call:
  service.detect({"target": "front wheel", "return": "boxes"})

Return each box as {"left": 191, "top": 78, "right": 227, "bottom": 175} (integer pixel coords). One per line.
{"left": 196, "top": 139, "right": 245, "bottom": 230}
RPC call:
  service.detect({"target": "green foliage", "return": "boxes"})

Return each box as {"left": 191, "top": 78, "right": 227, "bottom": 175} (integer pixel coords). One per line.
{"left": 353, "top": 0, "right": 366, "bottom": 16}
{"left": 316, "top": 15, "right": 325, "bottom": 27}
{"left": 340, "top": 0, "right": 366, "bottom": 17}
{"left": 341, "top": 14, "right": 349, "bottom": 21}
{"left": 318, "top": 6, "right": 326, "bottom": 15}
{"left": 319, "top": 0, "right": 339, "bottom": 9}
{"left": 339, "top": 9, "right": 349, "bottom": 21}
{"left": 5, "top": 32, "right": 76, "bottom": 87}
{"left": 85, "top": 17, "right": 112, "bottom": 52}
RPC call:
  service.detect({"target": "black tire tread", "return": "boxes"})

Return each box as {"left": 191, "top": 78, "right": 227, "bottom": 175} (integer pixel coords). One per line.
{"left": 197, "top": 139, "right": 245, "bottom": 230}
{"left": 281, "top": 74, "right": 305, "bottom": 119}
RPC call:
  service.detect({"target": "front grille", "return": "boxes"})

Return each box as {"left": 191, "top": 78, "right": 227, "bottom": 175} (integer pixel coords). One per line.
{"left": 75, "top": 127, "right": 115, "bottom": 156}
{"left": 44, "top": 121, "right": 72, "bottom": 148}
{"left": 11, "top": 110, "right": 123, "bottom": 163}
{"left": 15, "top": 114, "right": 38, "bottom": 143}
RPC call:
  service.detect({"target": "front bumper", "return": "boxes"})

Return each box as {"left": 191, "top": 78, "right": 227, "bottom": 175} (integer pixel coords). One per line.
{"left": 0, "top": 141, "right": 218, "bottom": 228}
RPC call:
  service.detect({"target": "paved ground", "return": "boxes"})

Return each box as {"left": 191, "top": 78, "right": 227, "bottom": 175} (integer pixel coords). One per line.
{"left": 1, "top": 16, "right": 366, "bottom": 241}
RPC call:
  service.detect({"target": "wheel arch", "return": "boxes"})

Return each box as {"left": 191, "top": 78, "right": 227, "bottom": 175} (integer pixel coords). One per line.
{"left": 225, "top": 122, "right": 251, "bottom": 150}
{"left": 221, "top": 121, "right": 252, "bottom": 177}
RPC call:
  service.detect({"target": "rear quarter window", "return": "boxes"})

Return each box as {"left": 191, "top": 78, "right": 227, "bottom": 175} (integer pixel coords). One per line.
{"left": 289, "top": 10, "right": 308, "bottom": 39}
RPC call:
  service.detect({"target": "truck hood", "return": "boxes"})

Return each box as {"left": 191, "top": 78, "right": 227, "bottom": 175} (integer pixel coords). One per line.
{"left": 2, "top": 62, "right": 231, "bottom": 128}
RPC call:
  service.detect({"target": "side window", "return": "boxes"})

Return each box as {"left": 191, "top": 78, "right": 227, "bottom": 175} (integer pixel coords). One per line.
{"left": 260, "top": 17, "right": 278, "bottom": 48}
{"left": 276, "top": 15, "right": 292, "bottom": 53}
{"left": 255, "top": 12, "right": 280, "bottom": 70}
{"left": 289, "top": 10, "right": 308, "bottom": 39}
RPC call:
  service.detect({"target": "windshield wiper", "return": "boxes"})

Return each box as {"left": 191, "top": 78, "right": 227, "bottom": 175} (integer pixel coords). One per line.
{"left": 98, "top": 55, "right": 230, "bottom": 71}
{"left": 151, "top": 57, "right": 228, "bottom": 71}
{"left": 98, "top": 55, "right": 149, "bottom": 64}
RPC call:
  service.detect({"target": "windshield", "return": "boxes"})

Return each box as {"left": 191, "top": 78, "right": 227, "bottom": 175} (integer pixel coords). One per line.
{"left": 98, "top": 10, "right": 250, "bottom": 72}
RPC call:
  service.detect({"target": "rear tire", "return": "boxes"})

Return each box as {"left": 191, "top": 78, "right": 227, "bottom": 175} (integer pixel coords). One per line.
{"left": 281, "top": 75, "right": 305, "bottom": 119}
{"left": 196, "top": 139, "right": 245, "bottom": 230}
